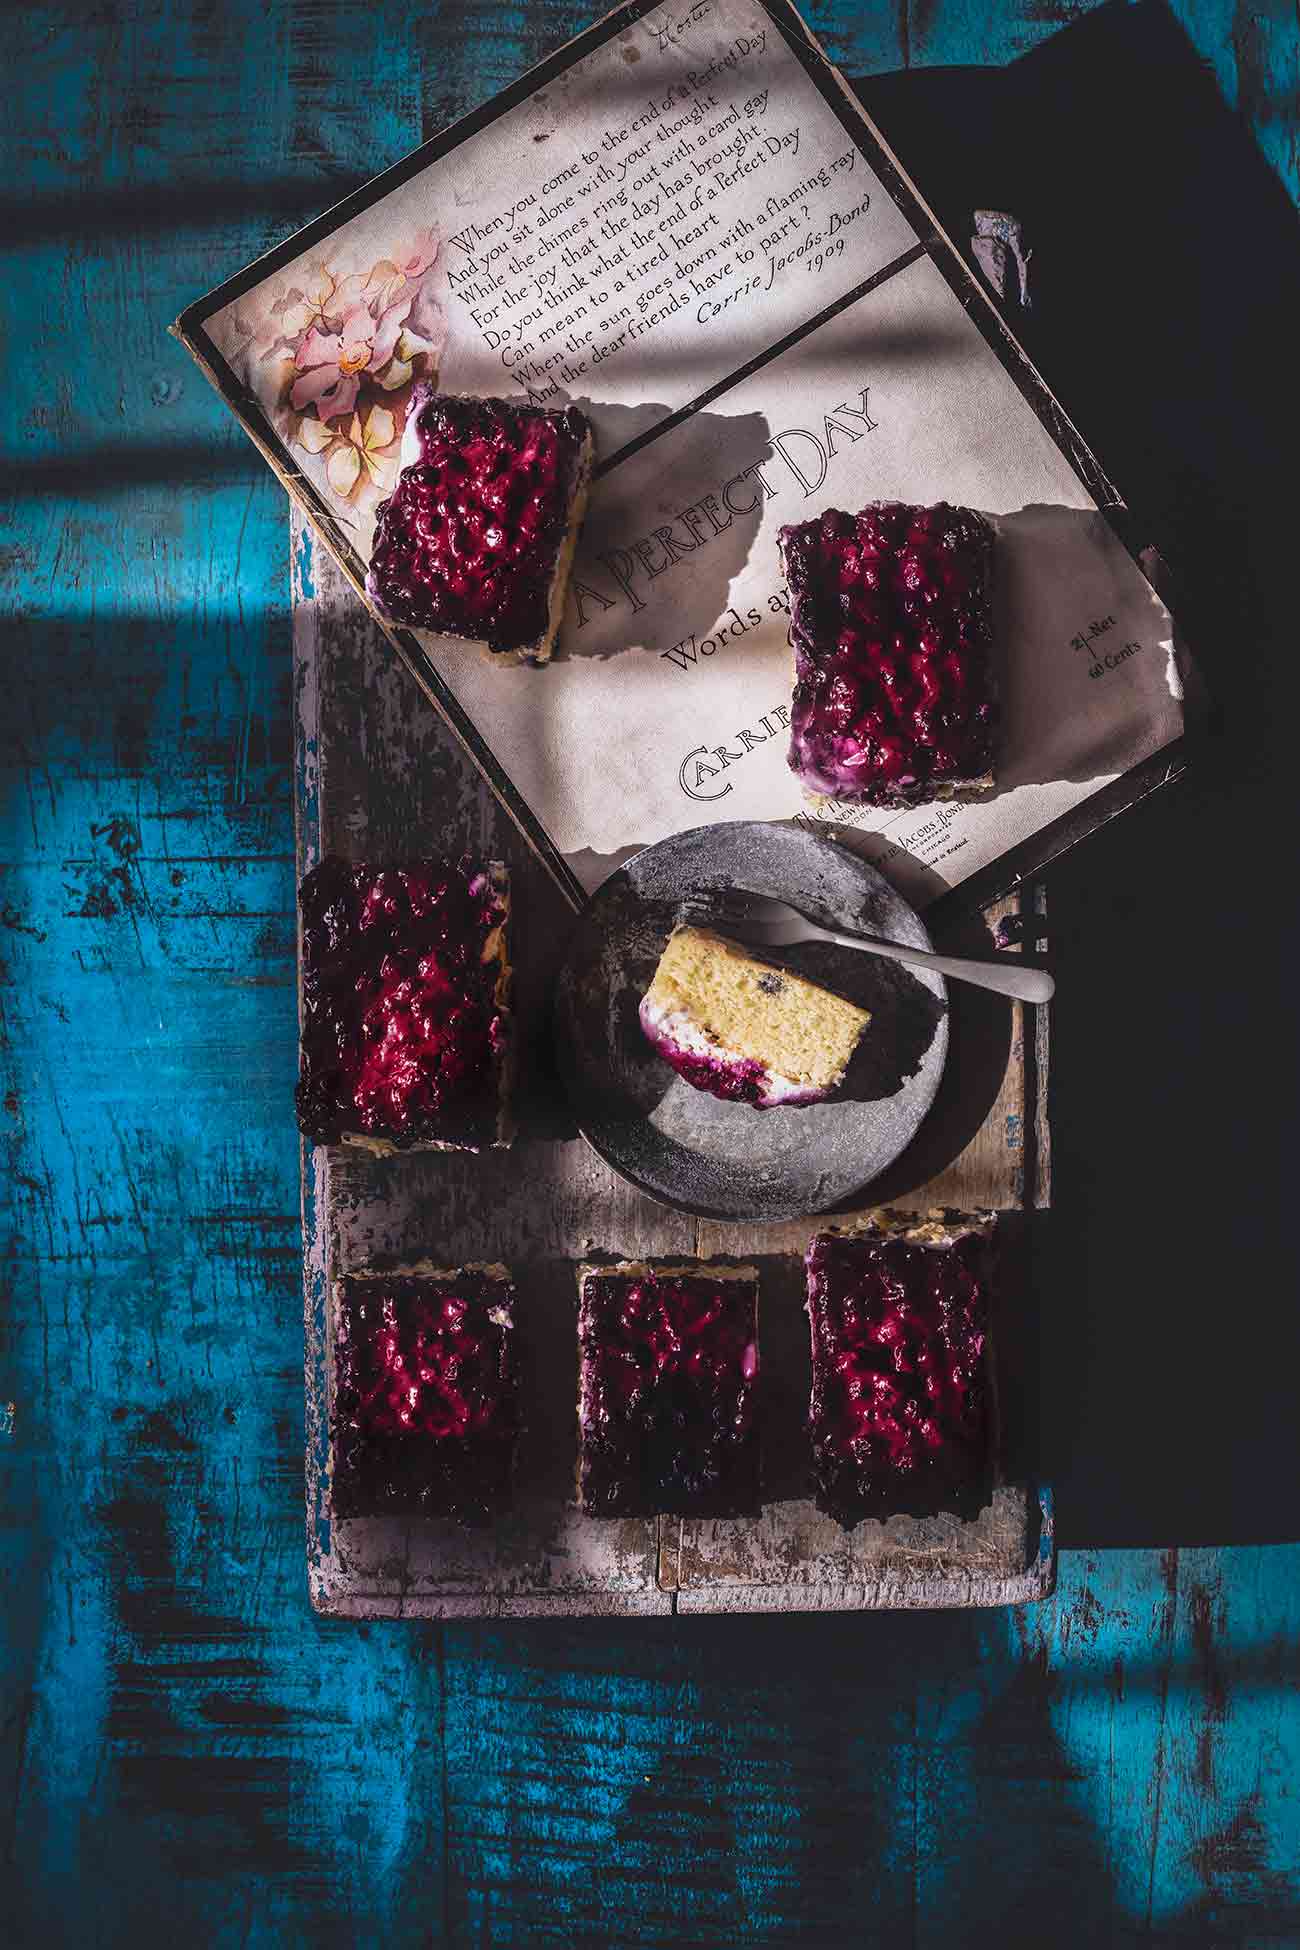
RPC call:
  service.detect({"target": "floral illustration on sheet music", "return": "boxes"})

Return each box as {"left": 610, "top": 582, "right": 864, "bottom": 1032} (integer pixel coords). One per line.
{"left": 225, "top": 229, "right": 447, "bottom": 505}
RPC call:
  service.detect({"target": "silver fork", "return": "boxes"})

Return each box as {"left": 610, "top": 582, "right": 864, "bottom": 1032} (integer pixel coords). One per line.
{"left": 695, "top": 890, "right": 1054, "bottom": 1004}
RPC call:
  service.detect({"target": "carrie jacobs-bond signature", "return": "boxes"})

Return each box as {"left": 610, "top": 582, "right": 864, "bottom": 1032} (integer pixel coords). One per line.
{"left": 570, "top": 384, "right": 879, "bottom": 625}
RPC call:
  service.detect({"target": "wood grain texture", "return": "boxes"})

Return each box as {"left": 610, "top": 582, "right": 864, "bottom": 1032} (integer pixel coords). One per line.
{"left": 4, "top": 0, "right": 1299, "bottom": 1940}
{"left": 295, "top": 517, "right": 1051, "bottom": 1616}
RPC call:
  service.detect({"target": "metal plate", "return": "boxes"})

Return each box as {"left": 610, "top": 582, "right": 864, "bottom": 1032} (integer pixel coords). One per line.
{"left": 554, "top": 821, "right": 949, "bottom": 1222}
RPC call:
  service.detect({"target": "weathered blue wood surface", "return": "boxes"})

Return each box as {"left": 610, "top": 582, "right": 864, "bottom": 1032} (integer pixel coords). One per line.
{"left": 4, "top": 1, "right": 1299, "bottom": 1942}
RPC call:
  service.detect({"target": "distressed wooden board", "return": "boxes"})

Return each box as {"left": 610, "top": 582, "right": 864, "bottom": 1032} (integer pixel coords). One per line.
{"left": 294, "top": 513, "right": 1054, "bottom": 1615}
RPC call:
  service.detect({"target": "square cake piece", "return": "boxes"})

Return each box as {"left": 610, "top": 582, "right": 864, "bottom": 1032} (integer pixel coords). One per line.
{"left": 365, "top": 388, "right": 594, "bottom": 663}
{"left": 639, "top": 925, "right": 871, "bottom": 1108}
{"left": 780, "top": 502, "right": 997, "bottom": 807}
{"left": 577, "top": 1261, "right": 760, "bottom": 1518}
{"left": 296, "top": 855, "right": 512, "bottom": 1153}
{"left": 805, "top": 1213, "right": 995, "bottom": 1526}
{"left": 331, "top": 1264, "right": 519, "bottom": 1524}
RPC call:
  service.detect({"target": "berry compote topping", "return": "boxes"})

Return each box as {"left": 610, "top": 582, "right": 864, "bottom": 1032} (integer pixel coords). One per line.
{"left": 333, "top": 1271, "right": 518, "bottom": 1523}
{"left": 638, "top": 1009, "right": 771, "bottom": 1107}
{"left": 781, "top": 502, "right": 997, "bottom": 806}
{"left": 296, "top": 855, "right": 509, "bottom": 1150}
{"left": 579, "top": 1269, "right": 760, "bottom": 1518}
{"left": 365, "top": 390, "right": 590, "bottom": 654}
{"left": 805, "top": 1225, "right": 992, "bottom": 1525}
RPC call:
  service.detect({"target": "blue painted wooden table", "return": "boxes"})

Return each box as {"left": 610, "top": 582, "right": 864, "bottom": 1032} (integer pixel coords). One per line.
{"left": 5, "top": 1, "right": 1299, "bottom": 1941}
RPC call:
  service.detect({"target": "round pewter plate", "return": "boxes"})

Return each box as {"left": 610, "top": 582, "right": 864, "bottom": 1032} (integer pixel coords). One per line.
{"left": 554, "top": 822, "right": 949, "bottom": 1222}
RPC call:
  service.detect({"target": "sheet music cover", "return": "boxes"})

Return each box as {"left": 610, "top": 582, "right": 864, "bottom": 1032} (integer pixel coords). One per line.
{"left": 177, "top": 0, "right": 1187, "bottom": 906}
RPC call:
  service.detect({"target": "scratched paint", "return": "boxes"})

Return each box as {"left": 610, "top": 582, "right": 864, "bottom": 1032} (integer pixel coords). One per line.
{"left": 3, "top": 0, "right": 1300, "bottom": 1942}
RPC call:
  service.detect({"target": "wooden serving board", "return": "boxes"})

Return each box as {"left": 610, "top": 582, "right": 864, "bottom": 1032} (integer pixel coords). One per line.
{"left": 293, "top": 513, "right": 1055, "bottom": 1616}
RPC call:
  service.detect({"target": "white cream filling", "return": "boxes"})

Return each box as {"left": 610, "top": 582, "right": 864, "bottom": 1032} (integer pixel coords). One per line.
{"left": 640, "top": 997, "right": 817, "bottom": 1107}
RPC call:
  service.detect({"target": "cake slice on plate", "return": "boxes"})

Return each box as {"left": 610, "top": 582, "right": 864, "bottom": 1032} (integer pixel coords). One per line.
{"left": 366, "top": 387, "right": 594, "bottom": 664}
{"left": 295, "top": 854, "right": 513, "bottom": 1153}
{"left": 331, "top": 1263, "right": 519, "bottom": 1524}
{"left": 805, "top": 1212, "right": 996, "bottom": 1526}
{"left": 639, "top": 924, "right": 871, "bottom": 1108}
{"left": 781, "top": 501, "right": 998, "bottom": 807}
{"left": 577, "top": 1261, "right": 760, "bottom": 1518}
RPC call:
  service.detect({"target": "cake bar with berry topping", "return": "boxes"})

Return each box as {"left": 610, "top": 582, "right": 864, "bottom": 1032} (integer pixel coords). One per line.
{"left": 805, "top": 1213, "right": 995, "bottom": 1527}
{"left": 366, "top": 388, "right": 593, "bottom": 663}
{"left": 331, "top": 1264, "right": 519, "bottom": 1524}
{"left": 295, "top": 855, "right": 512, "bottom": 1153}
{"left": 781, "top": 502, "right": 997, "bottom": 808}
{"left": 640, "top": 925, "right": 872, "bottom": 1109}
{"left": 577, "top": 1262, "right": 760, "bottom": 1519}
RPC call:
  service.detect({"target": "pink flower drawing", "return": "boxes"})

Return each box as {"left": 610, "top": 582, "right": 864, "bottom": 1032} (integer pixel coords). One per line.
{"left": 290, "top": 290, "right": 410, "bottom": 422}
{"left": 228, "top": 229, "right": 447, "bottom": 505}
{"left": 394, "top": 229, "right": 438, "bottom": 280}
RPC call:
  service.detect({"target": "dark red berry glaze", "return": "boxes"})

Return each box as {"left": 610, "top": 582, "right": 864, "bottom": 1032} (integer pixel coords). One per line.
{"left": 332, "top": 1271, "right": 518, "bottom": 1523}
{"left": 781, "top": 502, "right": 996, "bottom": 806}
{"left": 578, "top": 1269, "right": 760, "bottom": 1518}
{"left": 296, "top": 855, "right": 509, "bottom": 1151}
{"left": 805, "top": 1226, "right": 993, "bottom": 1526}
{"left": 638, "top": 1014, "right": 769, "bottom": 1106}
{"left": 366, "top": 390, "right": 590, "bottom": 655}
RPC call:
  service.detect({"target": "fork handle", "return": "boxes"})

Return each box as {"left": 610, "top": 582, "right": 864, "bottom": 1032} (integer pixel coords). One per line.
{"left": 821, "top": 929, "right": 1055, "bottom": 1004}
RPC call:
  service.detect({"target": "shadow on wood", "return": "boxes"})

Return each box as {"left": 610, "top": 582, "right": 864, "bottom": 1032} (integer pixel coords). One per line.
{"left": 859, "top": 0, "right": 1300, "bottom": 1548}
